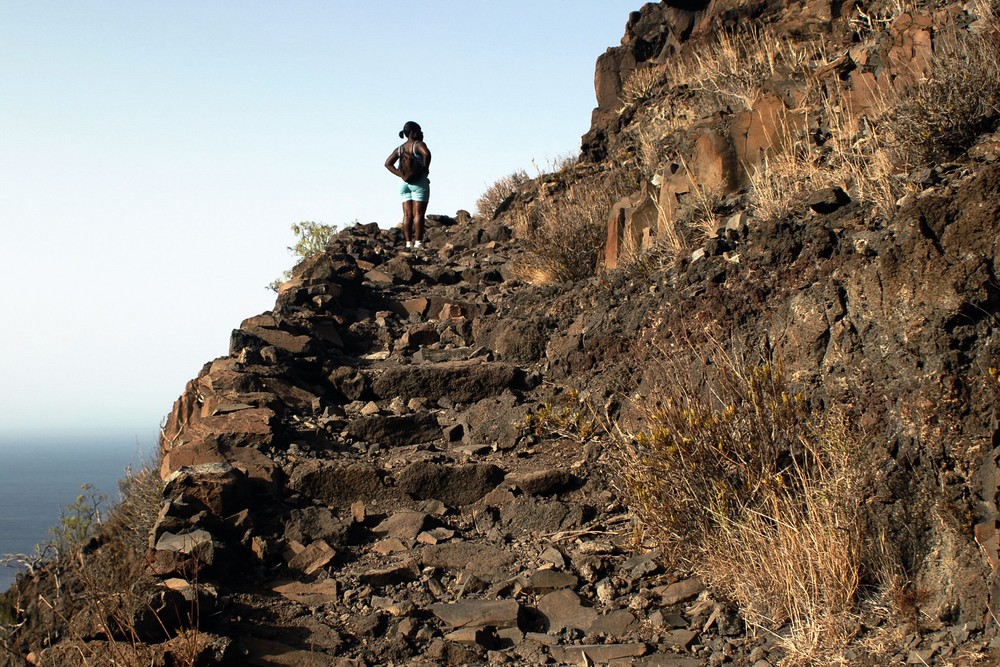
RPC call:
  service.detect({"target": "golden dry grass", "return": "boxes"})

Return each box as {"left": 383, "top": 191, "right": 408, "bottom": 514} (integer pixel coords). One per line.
{"left": 747, "top": 75, "right": 904, "bottom": 222}
{"left": 887, "top": 26, "right": 1000, "bottom": 164}
{"left": 670, "top": 25, "right": 825, "bottom": 110}
{"left": 476, "top": 169, "right": 530, "bottom": 219}
{"left": 507, "top": 176, "right": 628, "bottom": 282}
{"left": 612, "top": 334, "right": 900, "bottom": 664}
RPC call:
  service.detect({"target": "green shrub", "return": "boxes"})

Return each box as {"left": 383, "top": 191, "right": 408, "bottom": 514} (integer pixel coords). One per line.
{"left": 268, "top": 221, "right": 339, "bottom": 291}
{"left": 49, "top": 484, "right": 107, "bottom": 554}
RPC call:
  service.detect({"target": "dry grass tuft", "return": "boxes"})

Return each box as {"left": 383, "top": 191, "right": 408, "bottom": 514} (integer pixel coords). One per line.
{"left": 703, "top": 414, "right": 874, "bottom": 663}
{"left": 524, "top": 389, "right": 598, "bottom": 443}
{"left": 621, "top": 65, "right": 668, "bottom": 107}
{"left": 887, "top": 26, "right": 1000, "bottom": 164}
{"left": 506, "top": 259, "right": 563, "bottom": 287}
{"left": 671, "top": 25, "right": 825, "bottom": 110}
{"left": 476, "top": 169, "right": 530, "bottom": 219}
{"left": 508, "top": 177, "right": 627, "bottom": 282}
{"left": 748, "top": 84, "right": 904, "bottom": 222}
{"left": 612, "top": 333, "right": 898, "bottom": 663}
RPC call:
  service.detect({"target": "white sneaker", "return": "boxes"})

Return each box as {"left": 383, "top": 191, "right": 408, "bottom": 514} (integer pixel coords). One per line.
{"left": 414, "top": 240, "right": 423, "bottom": 248}
{"left": 405, "top": 241, "right": 413, "bottom": 249}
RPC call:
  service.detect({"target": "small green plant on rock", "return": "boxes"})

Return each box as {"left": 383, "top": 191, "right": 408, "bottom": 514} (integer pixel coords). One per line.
{"left": 49, "top": 484, "right": 107, "bottom": 554}
{"left": 268, "top": 221, "right": 340, "bottom": 291}
{"left": 524, "top": 389, "right": 597, "bottom": 443}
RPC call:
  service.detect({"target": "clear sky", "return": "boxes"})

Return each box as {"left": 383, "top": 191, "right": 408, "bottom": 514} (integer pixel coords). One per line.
{"left": 0, "top": 1, "right": 639, "bottom": 442}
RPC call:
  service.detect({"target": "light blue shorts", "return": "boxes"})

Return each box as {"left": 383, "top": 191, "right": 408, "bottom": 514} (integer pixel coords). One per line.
{"left": 400, "top": 176, "right": 430, "bottom": 202}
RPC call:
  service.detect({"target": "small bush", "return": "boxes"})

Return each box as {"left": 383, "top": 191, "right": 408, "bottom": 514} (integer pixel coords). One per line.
{"left": 615, "top": 348, "right": 809, "bottom": 550}
{"left": 613, "top": 335, "right": 896, "bottom": 663}
{"left": 524, "top": 389, "right": 597, "bottom": 443}
{"left": 621, "top": 65, "right": 666, "bottom": 107}
{"left": 509, "top": 177, "right": 627, "bottom": 283}
{"left": 269, "top": 221, "right": 339, "bottom": 291}
{"left": 889, "top": 28, "right": 1000, "bottom": 163}
{"left": 49, "top": 484, "right": 108, "bottom": 555}
{"left": 476, "top": 170, "right": 529, "bottom": 219}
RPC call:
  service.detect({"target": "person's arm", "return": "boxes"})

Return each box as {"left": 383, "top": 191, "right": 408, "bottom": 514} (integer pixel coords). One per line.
{"left": 416, "top": 142, "right": 431, "bottom": 172}
{"left": 385, "top": 147, "right": 402, "bottom": 177}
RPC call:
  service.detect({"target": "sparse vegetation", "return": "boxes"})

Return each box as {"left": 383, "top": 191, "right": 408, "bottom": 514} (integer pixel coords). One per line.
{"left": 611, "top": 13, "right": 984, "bottom": 231}
{"left": 476, "top": 169, "right": 530, "bottom": 219}
{"left": 888, "top": 27, "right": 1000, "bottom": 164}
{"left": 613, "top": 334, "right": 899, "bottom": 663}
{"left": 620, "top": 65, "right": 666, "bottom": 107}
{"left": 745, "top": 92, "right": 904, "bottom": 224}
{"left": 670, "top": 25, "right": 824, "bottom": 111}
{"left": 508, "top": 177, "right": 628, "bottom": 283}
{"left": 10, "top": 4, "right": 1000, "bottom": 665}
{"left": 524, "top": 389, "right": 597, "bottom": 443}
{"left": 2, "top": 457, "right": 179, "bottom": 665}
{"left": 49, "top": 484, "right": 108, "bottom": 554}
{"left": 268, "top": 220, "right": 339, "bottom": 291}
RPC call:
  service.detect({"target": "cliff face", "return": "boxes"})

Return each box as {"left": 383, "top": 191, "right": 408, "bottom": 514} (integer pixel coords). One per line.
{"left": 4, "top": 1, "right": 1000, "bottom": 665}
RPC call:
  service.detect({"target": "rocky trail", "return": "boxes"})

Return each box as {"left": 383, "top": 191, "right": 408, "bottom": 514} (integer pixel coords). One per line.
{"left": 145, "top": 216, "right": 733, "bottom": 667}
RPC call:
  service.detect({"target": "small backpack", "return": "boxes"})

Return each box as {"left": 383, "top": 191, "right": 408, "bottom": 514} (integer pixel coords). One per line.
{"left": 398, "top": 142, "right": 426, "bottom": 184}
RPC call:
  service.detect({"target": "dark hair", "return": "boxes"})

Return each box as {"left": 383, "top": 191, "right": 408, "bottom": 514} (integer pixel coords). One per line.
{"left": 399, "top": 121, "right": 423, "bottom": 141}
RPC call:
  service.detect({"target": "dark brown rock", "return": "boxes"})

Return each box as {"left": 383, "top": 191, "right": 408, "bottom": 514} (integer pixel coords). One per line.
{"left": 506, "top": 468, "right": 577, "bottom": 497}
{"left": 288, "top": 459, "right": 399, "bottom": 506}
{"left": 286, "top": 539, "right": 336, "bottom": 575}
{"left": 328, "top": 366, "right": 370, "bottom": 402}
{"left": 421, "top": 543, "right": 516, "bottom": 582}
{"left": 396, "top": 461, "right": 504, "bottom": 507}
{"left": 162, "top": 463, "right": 251, "bottom": 518}
{"left": 550, "top": 643, "right": 648, "bottom": 664}
{"left": 429, "top": 599, "right": 521, "bottom": 629}
{"left": 371, "top": 360, "right": 523, "bottom": 403}
{"left": 231, "top": 325, "right": 316, "bottom": 357}
{"left": 373, "top": 510, "right": 430, "bottom": 541}
{"left": 283, "top": 507, "right": 350, "bottom": 545}
{"left": 360, "top": 561, "right": 420, "bottom": 586}
{"left": 346, "top": 411, "right": 441, "bottom": 447}
{"left": 537, "top": 589, "right": 599, "bottom": 633}
{"left": 589, "top": 609, "right": 639, "bottom": 637}
{"left": 655, "top": 577, "right": 704, "bottom": 606}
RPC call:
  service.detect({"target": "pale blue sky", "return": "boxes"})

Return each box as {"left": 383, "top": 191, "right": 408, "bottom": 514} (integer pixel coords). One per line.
{"left": 0, "top": 1, "right": 639, "bottom": 441}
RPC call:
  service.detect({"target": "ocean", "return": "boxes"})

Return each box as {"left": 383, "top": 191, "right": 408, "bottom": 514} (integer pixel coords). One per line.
{"left": 0, "top": 432, "right": 157, "bottom": 592}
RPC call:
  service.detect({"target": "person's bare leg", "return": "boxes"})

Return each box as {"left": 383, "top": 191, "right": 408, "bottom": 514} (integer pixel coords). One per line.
{"left": 414, "top": 199, "right": 427, "bottom": 243}
{"left": 402, "top": 201, "right": 414, "bottom": 244}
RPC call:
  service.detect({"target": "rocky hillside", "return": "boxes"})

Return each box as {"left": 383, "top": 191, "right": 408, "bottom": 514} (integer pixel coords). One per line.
{"left": 3, "top": 1, "right": 1000, "bottom": 665}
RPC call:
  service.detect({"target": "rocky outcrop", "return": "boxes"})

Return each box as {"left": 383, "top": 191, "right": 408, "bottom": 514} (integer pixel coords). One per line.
{"left": 593, "top": 1, "right": 979, "bottom": 270}
{"left": 107, "top": 218, "right": 761, "bottom": 666}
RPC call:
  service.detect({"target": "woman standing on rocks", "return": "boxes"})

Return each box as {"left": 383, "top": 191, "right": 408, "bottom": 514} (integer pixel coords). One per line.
{"left": 385, "top": 121, "right": 432, "bottom": 249}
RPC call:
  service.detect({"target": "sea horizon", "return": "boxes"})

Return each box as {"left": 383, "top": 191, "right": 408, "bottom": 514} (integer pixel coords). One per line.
{"left": 0, "top": 429, "right": 158, "bottom": 592}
